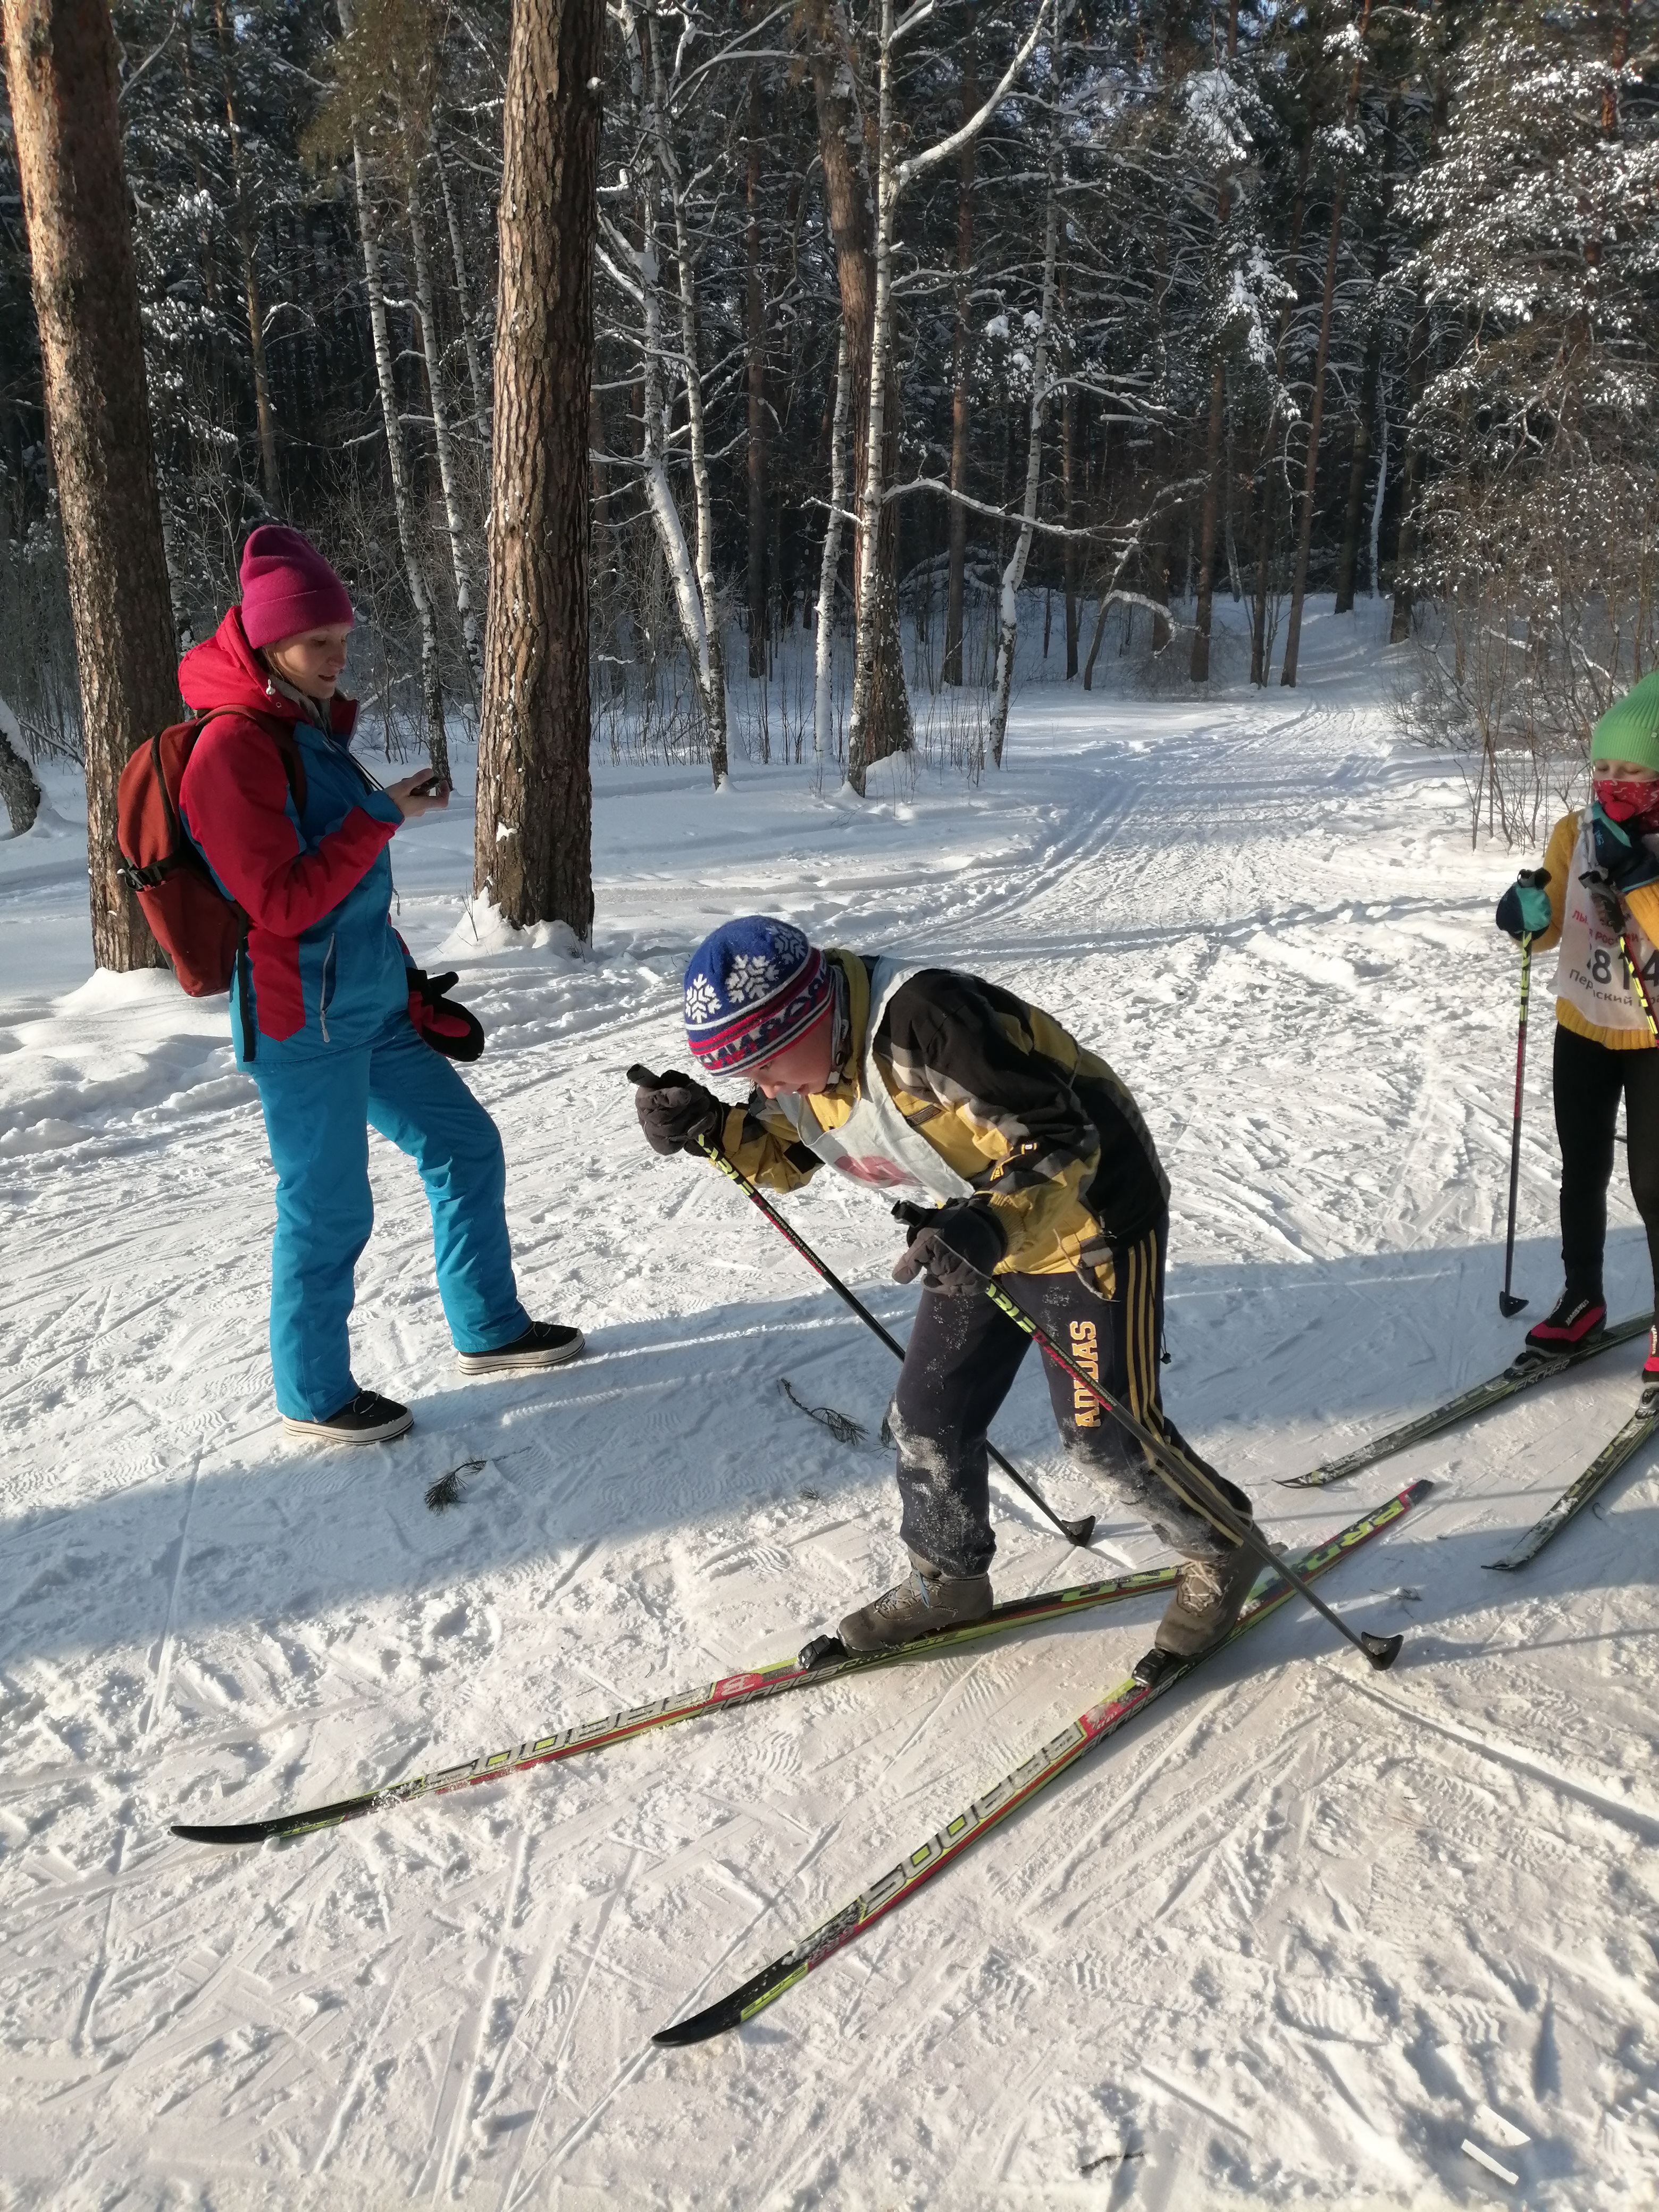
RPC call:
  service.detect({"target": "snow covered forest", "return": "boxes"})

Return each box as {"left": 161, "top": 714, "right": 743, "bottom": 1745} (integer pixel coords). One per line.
{"left": 3, "top": 0, "right": 1659, "bottom": 894}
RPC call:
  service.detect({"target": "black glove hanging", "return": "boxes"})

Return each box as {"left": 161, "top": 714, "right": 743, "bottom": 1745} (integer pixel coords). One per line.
{"left": 891, "top": 1197, "right": 1007, "bottom": 1294}
{"left": 635, "top": 1070, "right": 725, "bottom": 1156}
{"left": 407, "top": 967, "right": 484, "bottom": 1062}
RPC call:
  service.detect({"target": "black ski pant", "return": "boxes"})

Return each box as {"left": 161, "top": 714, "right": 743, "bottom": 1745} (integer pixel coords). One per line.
{"left": 889, "top": 1215, "right": 1249, "bottom": 1579}
{"left": 1555, "top": 1023, "right": 1659, "bottom": 1303}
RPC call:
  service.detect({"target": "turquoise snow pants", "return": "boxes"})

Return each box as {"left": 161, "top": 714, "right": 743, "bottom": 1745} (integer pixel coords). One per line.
{"left": 253, "top": 1011, "right": 529, "bottom": 1420}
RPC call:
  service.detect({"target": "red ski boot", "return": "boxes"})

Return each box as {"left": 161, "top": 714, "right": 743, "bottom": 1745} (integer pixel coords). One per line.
{"left": 1524, "top": 1290, "right": 1607, "bottom": 1353}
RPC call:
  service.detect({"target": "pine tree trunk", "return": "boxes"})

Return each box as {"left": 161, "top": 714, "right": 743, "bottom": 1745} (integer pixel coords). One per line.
{"left": 350, "top": 135, "right": 448, "bottom": 779}
{"left": 1334, "top": 103, "right": 1395, "bottom": 617}
{"left": 1250, "top": 123, "right": 1313, "bottom": 685}
{"left": 1388, "top": 295, "right": 1431, "bottom": 644}
{"left": 1280, "top": 0, "right": 1371, "bottom": 688}
{"left": 1189, "top": 358, "right": 1227, "bottom": 682}
{"left": 407, "top": 155, "right": 483, "bottom": 694}
{"left": 1389, "top": 60, "right": 1450, "bottom": 646}
{"left": 3, "top": 0, "right": 175, "bottom": 970}
{"left": 942, "top": 27, "right": 976, "bottom": 689}
{"left": 473, "top": 0, "right": 600, "bottom": 934}
{"left": 214, "top": 0, "right": 278, "bottom": 499}
{"left": 1333, "top": 330, "right": 1380, "bottom": 615}
{"left": 1278, "top": 186, "right": 1344, "bottom": 688}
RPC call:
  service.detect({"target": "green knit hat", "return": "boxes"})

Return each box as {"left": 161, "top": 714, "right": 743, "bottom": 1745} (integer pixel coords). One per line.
{"left": 1591, "top": 671, "right": 1659, "bottom": 770}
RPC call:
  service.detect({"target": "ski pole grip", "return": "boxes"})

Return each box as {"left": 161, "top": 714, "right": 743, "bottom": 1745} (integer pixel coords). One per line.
{"left": 627, "top": 1063, "right": 666, "bottom": 1088}
{"left": 890, "top": 1199, "right": 932, "bottom": 1230}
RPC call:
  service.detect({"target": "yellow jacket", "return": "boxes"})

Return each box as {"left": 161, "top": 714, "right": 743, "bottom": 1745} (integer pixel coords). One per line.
{"left": 719, "top": 952, "right": 1170, "bottom": 1292}
{"left": 1528, "top": 811, "right": 1659, "bottom": 1051}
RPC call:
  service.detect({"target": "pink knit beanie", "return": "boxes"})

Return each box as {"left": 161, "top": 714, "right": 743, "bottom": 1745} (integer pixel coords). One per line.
{"left": 239, "top": 525, "right": 354, "bottom": 650}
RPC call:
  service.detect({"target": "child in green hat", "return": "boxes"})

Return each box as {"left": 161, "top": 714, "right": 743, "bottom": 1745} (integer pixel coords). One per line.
{"left": 1496, "top": 670, "right": 1659, "bottom": 1374}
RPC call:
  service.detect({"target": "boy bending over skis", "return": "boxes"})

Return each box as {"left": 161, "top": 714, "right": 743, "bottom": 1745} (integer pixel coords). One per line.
{"left": 634, "top": 917, "right": 1255, "bottom": 1659}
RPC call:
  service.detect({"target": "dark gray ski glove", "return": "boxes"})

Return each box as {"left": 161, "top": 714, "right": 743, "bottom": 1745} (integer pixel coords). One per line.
{"left": 892, "top": 1197, "right": 1006, "bottom": 1293}
{"left": 636, "top": 1071, "right": 724, "bottom": 1157}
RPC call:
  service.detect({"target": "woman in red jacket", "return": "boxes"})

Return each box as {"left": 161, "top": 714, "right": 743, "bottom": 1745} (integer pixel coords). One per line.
{"left": 178, "top": 526, "right": 582, "bottom": 1442}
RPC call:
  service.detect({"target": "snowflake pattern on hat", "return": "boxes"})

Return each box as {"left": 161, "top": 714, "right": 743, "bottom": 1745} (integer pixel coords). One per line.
{"left": 684, "top": 972, "right": 723, "bottom": 1026}
{"left": 683, "top": 917, "right": 831, "bottom": 1079}
{"left": 724, "top": 950, "right": 783, "bottom": 1006}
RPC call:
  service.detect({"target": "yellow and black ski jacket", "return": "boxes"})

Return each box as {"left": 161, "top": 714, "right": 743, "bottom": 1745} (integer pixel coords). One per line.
{"left": 718, "top": 952, "right": 1170, "bottom": 1294}
{"left": 1523, "top": 809, "right": 1659, "bottom": 1051}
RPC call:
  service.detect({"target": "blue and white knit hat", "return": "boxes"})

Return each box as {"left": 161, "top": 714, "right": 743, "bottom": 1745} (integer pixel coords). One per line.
{"left": 684, "top": 916, "right": 832, "bottom": 1077}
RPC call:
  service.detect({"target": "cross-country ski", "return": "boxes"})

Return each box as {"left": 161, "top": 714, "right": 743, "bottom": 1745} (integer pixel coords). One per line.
{"left": 1283, "top": 1310, "right": 1650, "bottom": 1488}
{"left": 6, "top": 11, "right": 1659, "bottom": 2193}
{"left": 653, "top": 1482, "right": 1429, "bottom": 2047}
{"left": 170, "top": 1560, "right": 1180, "bottom": 1847}
{"left": 1485, "top": 1384, "right": 1659, "bottom": 1571}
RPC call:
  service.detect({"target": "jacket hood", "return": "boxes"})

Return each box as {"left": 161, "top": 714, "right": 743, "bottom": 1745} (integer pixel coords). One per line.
{"left": 179, "top": 606, "right": 355, "bottom": 734}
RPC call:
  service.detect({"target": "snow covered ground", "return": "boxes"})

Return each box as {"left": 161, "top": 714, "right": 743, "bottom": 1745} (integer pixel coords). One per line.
{"left": 2, "top": 600, "right": 1656, "bottom": 2209}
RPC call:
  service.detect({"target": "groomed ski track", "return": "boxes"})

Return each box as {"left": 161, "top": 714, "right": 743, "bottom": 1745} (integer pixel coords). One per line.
{"left": 2, "top": 602, "right": 1657, "bottom": 2207}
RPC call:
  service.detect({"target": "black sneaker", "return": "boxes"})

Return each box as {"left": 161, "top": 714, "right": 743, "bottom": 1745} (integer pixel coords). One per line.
{"left": 282, "top": 1389, "right": 413, "bottom": 1445}
{"left": 456, "top": 1321, "right": 585, "bottom": 1375}
{"left": 1524, "top": 1291, "right": 1607, "bottom": 1352}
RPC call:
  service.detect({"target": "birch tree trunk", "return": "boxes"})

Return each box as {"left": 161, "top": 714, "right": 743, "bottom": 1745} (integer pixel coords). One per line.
{"left": 1060, "top": 282, "right": 1079, "bottom": 679}
{"left": 842, "top": 0, "right": 902, "bottom": 795}
{"left": 214, "top": 0, "right": 278, "bottom": 499}
{"left": 744, "top": 103, "right": 768, "bottom": 678}
{"left": 473, "top": 0, "right": 600, "bottom": 933}
{"left": 841, "top": 0, "right": 1051, "bottom": 786}
{"left": 3, "top": 0, "right": 174, "bottom": 970}
{"left": 942, "top": 25, "right": 976, "bottom": 689}
{"left": 1188, "top": 0, "right": 1237, "bottom": 684}
{"left": 352, "top": 137, "right": 448, "bottom": 778}
{"left": 633, "top": 97, "right": 714, "bottom": 748}
{"left": 649, "top": 19, "right": 727, "bottom": 783}
{"left": 988, "top": 126, "right": 1059, "bottom": 769}
{"left": 435, "top": 143, "right": 491, "bottom": 437}
{"left": 805, "top": 4, "right": 910, "bottom": 772}
{"left": 814, "top": 328, "right": 850, "bottom": 765}
{"left": 621, "top": 1, "right": 728, "bottom": 785}
{"left": 406, "top": 154, "right": 483, "bottom": 694}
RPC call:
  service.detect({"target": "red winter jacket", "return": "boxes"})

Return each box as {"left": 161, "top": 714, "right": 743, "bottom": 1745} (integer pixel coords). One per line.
{"left": 176, "top": 609, "right": 405, "bottom": 1049}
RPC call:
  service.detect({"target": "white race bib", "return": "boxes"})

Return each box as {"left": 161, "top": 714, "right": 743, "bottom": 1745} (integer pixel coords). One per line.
{"left": 1553, "top": 819, "right": 1659, "bottom": 1037}
{"left": 771, "top": 958, "right": 975, "bottom": 1202}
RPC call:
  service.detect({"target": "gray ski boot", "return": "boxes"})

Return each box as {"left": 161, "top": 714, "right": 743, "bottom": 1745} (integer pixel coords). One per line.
{"left": 1134, "top": 1538, "right": 1259, "bottom": 1684}
{"left": 837, "top": 1551, "right": 993, "bottom": 1654}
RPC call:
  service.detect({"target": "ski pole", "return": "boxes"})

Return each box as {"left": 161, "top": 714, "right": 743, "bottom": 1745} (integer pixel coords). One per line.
{"left": 626, "top": 1067, "right": 1095, "bottom": 1549}
{"left": 1498, "top": 906, "right": 1540, "bottom": 1319}
{"left": 892, "top": 1201, "right": 1402, "bottom": 1672}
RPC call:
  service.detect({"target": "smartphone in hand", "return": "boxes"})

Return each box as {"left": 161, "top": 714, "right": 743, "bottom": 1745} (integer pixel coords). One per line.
{"left": 409, "top": 773, "right": 451, "bottom": 800}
